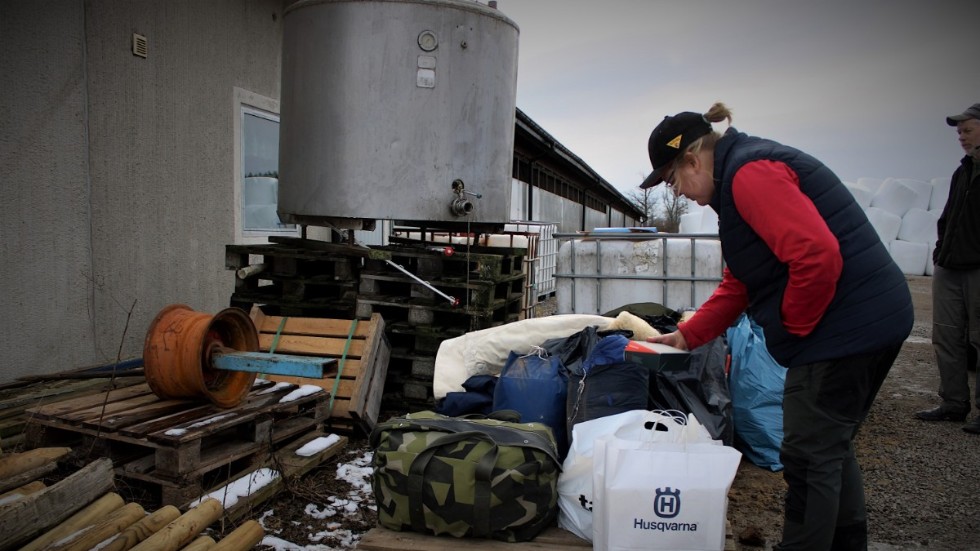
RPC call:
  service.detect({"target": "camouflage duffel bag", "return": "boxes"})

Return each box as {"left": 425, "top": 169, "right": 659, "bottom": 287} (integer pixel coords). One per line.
{"left": 370, "top": 410, "right": 561, "bottom": 542}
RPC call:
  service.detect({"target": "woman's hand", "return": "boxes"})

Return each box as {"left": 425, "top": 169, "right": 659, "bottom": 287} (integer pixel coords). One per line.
{"left": 647, "top": 330, "right": 689, "bottom": 351}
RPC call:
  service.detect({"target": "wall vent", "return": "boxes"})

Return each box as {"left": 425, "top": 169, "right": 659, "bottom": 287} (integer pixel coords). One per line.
{"left": 132, "top": 33, "right": 147, "bottom": 58}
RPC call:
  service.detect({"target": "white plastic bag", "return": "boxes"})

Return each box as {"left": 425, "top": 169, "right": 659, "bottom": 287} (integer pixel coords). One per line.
{"left": 592, "top": 436, "right": 742, "bottom": 551}
{"left": 557, "top": 409, "right": 712, "bottom": 540}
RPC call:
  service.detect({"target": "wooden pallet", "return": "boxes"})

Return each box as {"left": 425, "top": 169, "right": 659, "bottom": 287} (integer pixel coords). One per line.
{"left": 0, "top": 374, "right": 145, "bottom": 452}
{"left": 355, "top": 293, "right": 522, "bottom": 332}
{"left": 226, "top": 240, "right": 362, "bottom": 318}
{"left": 375, "top": 241, "right": 527, "bottom": 282}
{"left": 356, "top": 525, "right": 590, "bottom": 550}
{"left": 187, "top": 429, "right": 348, "bottom": 522}
{"left": 24, "top": 380, "right": 328, "bottom": 506}
{"left": 357, "top": 521, "right": 737, "bottom": 551}
{"left": 250, "top": 306, "right": 390, "bottom": 435}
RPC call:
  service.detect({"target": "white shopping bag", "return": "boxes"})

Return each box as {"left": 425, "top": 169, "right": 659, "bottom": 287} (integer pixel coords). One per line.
{"left": 593, "top": 437, "right": 742, "bottom": 551}
{"left": 557, "top": 409, "right": 712, "bottom": 541}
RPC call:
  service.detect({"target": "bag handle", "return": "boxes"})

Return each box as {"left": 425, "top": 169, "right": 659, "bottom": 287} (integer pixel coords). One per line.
{"left": 379, "top": 416, "right": 560, "bottom": 465}
{"left": 521, "top": 345, "right": 549, "bottom": 360}
{"left": 616, "top": 409, "right": 689, "bottom": 443}
{"left": 459, "top": 409, "right": 522, "bottom": 423}
{"left": 407, "top": 431, "right": 499, "bottom": 538}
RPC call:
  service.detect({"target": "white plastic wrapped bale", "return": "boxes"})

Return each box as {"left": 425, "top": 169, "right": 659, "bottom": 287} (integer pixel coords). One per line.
{"left": 887, "top": 178, "right": 932, "bottom": 211}
{"left": 244, "top": 204, "right": 281, "bottom": 229}
{"left": 244, "top": 176, "right": 279, "bottom": 204}
{"left": 678, "top": 205, "right": 718, "bottom": 235}
{"left": 844, "top": 182, "right": 873, "bottom": 208}
{"left": 679, "top": 211, "right": 702, "bottom": 234}
{"left": 864, "top": 207, "right": 902, "bottom": 243}
{"left": 698, "top": 206, "right": 719, "bottom": 233}
{"left": 556, "top": 237, "right": 723, "bottom": 314}
{"left": 889, "top": 240, "right": 929, "bottom": 276}
{"left": 856, "top": 176, "right": 884, "bottom": 195}
{"left": 929, "top": 177, "right": 951, "bottom": 211}
{"left": 897, "top": 208, "right": 938, "bottom": 244}
{"left": 870, "top": 179, "right": 919, "bottom": 218}
{"left": 926, "top": 243, "right": 936, "bottom": 276}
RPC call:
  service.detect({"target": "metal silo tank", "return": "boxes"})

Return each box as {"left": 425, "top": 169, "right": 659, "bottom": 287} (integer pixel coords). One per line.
{"left": 278, "top": 0, "right": 520, "bottom": 229}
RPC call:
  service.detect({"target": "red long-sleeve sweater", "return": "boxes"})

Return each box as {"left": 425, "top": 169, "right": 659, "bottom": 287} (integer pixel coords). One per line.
{"left": 678, "top": 160, "right": 843, "bottom": 349}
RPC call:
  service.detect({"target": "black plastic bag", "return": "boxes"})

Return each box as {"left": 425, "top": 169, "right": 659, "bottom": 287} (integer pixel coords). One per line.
{"left": 647, "top": 335, "right": 733, "bottom": 445}
{"left": 541, "top": 325, "right": 634, "bottom": 377}
{"left": 603, "top": 302, "right": 682, "bottom": 334}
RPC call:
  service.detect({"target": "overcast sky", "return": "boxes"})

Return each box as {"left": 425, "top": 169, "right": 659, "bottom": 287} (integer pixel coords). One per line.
{"left": 497, "top": 0, "right": 978, "bottom": 195}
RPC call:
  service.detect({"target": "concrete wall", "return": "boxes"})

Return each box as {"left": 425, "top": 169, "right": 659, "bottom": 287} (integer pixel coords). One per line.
{"left": 0, "top": 0, "right": 285, "bottom": 381}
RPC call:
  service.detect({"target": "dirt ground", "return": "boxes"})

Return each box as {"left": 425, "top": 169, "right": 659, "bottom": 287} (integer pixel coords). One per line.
{"left": 257, "top": 275, "right": 980, "bottom": 550}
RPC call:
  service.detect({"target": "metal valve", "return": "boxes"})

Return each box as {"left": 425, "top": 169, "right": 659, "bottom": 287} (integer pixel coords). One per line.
{"left": 449, "top": 179, "right": 479, "bottom": 217}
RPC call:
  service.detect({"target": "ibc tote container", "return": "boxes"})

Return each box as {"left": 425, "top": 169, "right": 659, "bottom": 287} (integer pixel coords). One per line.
{"left": 555, "top": 233, "right": 725, "bottom": 315}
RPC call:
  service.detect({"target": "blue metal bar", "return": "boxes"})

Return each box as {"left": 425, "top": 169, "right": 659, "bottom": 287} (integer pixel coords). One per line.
{"left": 212, "top": 351, "right": 337, "bottom": 379}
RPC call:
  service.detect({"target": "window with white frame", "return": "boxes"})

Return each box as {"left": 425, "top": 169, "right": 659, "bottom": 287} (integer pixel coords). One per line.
{"left": 235, "top": 88, "right": 297, "bottom": 240}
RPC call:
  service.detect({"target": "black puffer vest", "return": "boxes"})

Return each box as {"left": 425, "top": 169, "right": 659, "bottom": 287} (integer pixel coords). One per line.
{"left": 710, "top": 129, "right": 912, "bottom": 367}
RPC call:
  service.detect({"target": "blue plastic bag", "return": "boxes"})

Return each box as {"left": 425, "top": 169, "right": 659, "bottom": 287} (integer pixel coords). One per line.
{"left": 727, "top": 314, "right": 785, "bottom": 471}
{"left": 493, "top": 347, "right": 569, "bottom": 457}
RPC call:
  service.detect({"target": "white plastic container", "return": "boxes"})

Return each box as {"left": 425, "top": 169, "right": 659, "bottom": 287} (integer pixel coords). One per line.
{"left": 556, "top": 235, "right": 724, "bottom": 315}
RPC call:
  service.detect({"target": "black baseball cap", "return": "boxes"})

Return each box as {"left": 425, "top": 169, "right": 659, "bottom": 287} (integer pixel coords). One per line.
{"left": 640, "top": 112, "right": 713, "bottom": 189}
{"left": 946, "top": 103, "right": 980, "bottom": 126}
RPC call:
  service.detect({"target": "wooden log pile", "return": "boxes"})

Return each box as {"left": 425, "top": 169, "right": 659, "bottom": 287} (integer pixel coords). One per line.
{"left": 0, "top": 448, "right": 265, "bottom": 550}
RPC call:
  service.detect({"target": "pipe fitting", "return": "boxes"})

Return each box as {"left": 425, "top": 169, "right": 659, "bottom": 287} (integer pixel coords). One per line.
{"left": 450, "top": 197, "right": 474, "bottom": 216}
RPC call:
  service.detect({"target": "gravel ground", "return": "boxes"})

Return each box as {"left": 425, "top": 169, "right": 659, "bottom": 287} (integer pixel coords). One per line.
{"left": 258, "top": 276, "right": 980, "bottom": 550}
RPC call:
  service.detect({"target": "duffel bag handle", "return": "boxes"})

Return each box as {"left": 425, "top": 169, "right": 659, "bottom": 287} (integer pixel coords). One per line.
{"left": 458, "top": 409, "right": 522, "bottom": 423}
{"left": 407, "top": 431, "right": 498, "bottom": 538}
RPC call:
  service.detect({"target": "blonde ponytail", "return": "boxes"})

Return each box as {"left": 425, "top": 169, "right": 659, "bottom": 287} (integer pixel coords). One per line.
{"left": 704, "top": 102, "right": 732, "bottom": 125}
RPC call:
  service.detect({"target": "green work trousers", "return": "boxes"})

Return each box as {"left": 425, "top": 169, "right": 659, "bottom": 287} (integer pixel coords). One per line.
{"left": 932, "top": 265, "right": 980, "bottom": 410}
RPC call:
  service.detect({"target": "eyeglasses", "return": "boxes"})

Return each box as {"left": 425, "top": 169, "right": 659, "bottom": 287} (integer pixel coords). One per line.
{"left": 663, "top": 164, "right": 676, "bottom": 188}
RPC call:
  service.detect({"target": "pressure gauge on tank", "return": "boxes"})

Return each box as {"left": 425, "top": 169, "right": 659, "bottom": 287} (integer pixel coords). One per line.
{"left": 418, "top": 30, "right": 438, "bottom": 51}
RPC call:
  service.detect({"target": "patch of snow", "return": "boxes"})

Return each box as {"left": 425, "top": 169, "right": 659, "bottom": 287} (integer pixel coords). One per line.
{"left": 258, "top": 535, "right": 337, "bottom": 550}
{"left": 188, "top": 468, "right": 280, "bottom": 509}
{"left": 309, "top": 528, "right": 359, "bottom": 548}
{"left": 295, "top": 434, "right": 341, "bottom": 457}
{"left": 279, "top": 384, "right": 324, "bottom": 403}
{"left": 92, "top": 533, "right": 121, "bottom": 551}
{"left": 336, "top": 452, "right": 373, "bottom": 492}
{"left": 258, "top": 382, "right": 295, "bottom": 395}
{"left": 164, "top": 413, "right": 237, "bottom": 436}
{"left": 51, "top": 525, "right": 92, "bottom": 548}
{"left": 255, "top": 450, "right": 376, "bottom": 550}
{"left": 304, "top": 503, "right": 338, "bottom": 519}
{"left": 0, "top": 491, "right": 27, "bottom": 506}
{"left": 258, "top": 509, "right": 281, "bottom": 535}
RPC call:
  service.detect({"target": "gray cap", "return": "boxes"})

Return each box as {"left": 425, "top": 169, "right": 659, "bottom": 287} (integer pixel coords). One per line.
{"left": 946, "top": 103, "right": 980, "bottom": 126}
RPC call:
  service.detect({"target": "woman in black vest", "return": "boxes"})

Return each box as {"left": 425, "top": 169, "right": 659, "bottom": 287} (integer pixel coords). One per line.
{"left": 644, "top": 103, "right": 913, "bottom": 551}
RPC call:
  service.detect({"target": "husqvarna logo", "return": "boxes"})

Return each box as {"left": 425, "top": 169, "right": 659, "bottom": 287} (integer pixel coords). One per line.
{"left": 653, "top": 487, "right": 681, "bottom": 518}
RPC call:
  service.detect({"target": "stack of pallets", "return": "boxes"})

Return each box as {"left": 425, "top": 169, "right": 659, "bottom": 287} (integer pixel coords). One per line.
{"left": 356, "top": 242, "right": 526, "bottom": 408}
{"left": 225, "top": 237, "right": 364, "bottom": 318}
{"left": 225, "top": 236, "right": 527, "bottom": 412}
